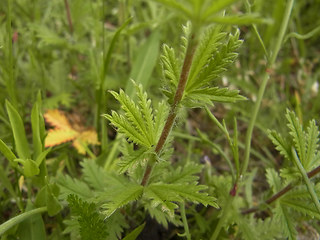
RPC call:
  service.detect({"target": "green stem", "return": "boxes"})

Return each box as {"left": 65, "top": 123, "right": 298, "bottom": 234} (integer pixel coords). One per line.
{"left": 141, "top": 31, "right": 198, "bottom": 186}
{"left": 210, "top": 196, "right": 233, "bottom": 240}
{"left": 0, "top": 207, "right": 47, "bottom": 236}
{"left": 241, "top": 0, "right": 295, "bottom": 176}
{"left": 292, "top": 148, "right": 320, "bottom": 213}
{"left": 180, "top": 202, "right": 191, "bottom": 240}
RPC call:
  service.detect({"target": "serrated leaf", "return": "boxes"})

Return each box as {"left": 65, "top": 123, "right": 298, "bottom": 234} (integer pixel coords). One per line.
{"left": 104, "top": 111, "right": 149, "bottom": 147}
{"left": 305, "top": 119, "right": 319, "bottom": 170}
{"left": 161, "top": 44, "right": 180, "bottom": 92}
{"left": 102, "top": 184, "right": 144, "bottom": 217}
{"left": 163, "top": 163, "right": 203, "bottom": 184}
{"left": 186, "top": 29, "right": 242, "bottom": 93}
{"left": 274, "top": 204, "right": 297, "bottom": 240}
{"left": 148, "top": 183, "right": 218, "bottom": 208}
{"left": 118, "top": 147, "right": 149, "bottom": 174}
{"left": 81, "top": 159, "right": 107, "bottom": 191}
{"left": 144, "top": 185, "right": 180, "bottom": 218}
{"left": 281, "top": 198, "right": 320, "bottom": 219}
{"left": 187, "top": 27, "right": 225, "bottom": 90}
{"left": 286, "top": 110, "right": 306, "bottom": 165}
{"left": 57, "top": 173, "right": 92, "bottom": 200}
{"left": 185, "top": 87, "right": 246, "bottom": 107}
{"left": 135, "top": 82, "right": 155, "bottom": 144}
{"left": 268, "top": 129, "right": 291, "bottom": 161}
{"left": 266, "top": 168, "right": 282, "bottom": 194}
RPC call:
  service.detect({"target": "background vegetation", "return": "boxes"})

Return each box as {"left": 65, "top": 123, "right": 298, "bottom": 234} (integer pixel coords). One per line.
{"left": 0, "top": 0, "right": 320, "bottom": 239}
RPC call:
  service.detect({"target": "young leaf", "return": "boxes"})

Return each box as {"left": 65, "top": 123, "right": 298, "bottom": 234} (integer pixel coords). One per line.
{"left": 6, "top": 100, "right": 31, "bottom": 159}
{"left": 268, "top": 130, "right": 291, "bottom": 161}
{"left": 67, "top": 194, "right": 108, "bottom": 240}
{"left": 105, "top": 82, "right": 159, "bottom": 148}
{"left": 185, "top": 29, "right": 242, "bottom": 93}
{"left": 286, "top": 109, "right": 306, "bottom": 165}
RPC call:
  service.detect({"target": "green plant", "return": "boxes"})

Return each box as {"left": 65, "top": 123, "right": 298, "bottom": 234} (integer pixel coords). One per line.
{"left": 1, "top": 0, "right": 320, "bottom": 239}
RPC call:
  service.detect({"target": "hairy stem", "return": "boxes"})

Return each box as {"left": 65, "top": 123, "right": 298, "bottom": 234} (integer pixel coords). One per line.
{"left": 242, "top": 164, "right": 320, "bottom": 215}
{"left": 141, "top": 33, "right": 198, "bottom": 186}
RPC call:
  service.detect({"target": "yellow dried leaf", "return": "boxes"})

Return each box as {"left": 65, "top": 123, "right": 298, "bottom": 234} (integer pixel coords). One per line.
{"left": 45, "top": 129, "right": 78, "bottom": 147}
{"left": 44, "top": 109, "right": 72, "bottom": 130}
{"left": 72, "top": 138, "right": 86, "bottom": 155}
{"left": 44, "top": 109, "right": 100, "bottom": 155}
{"left": 79, "top": 130, "right": 100, "bottom": 145}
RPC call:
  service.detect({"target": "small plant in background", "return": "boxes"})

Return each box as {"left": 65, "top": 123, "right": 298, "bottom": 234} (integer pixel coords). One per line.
{"left": 1, "top": 0, "right": 320, "bottom": 239}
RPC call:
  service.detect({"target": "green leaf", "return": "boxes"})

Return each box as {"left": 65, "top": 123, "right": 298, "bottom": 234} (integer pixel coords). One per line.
{"left": 14, "top": 159, "right": 40, "bottom": 177}
{"left": 265, "top": 168, "right": 282, "bottom": 194}
{"left": 105, "top": 110, "right": 149, "bottom": 147}
{"left": 81, "top": 159, "right": 108, "bottom": 191}
{"left": 57, "top": 173, "right": 92, "bottom": 200}
{"left": 160, "top": 44, "right": 180, "bottom": 98}
{"left": 31, "top": 101, "right": 42, "bottom": 159}
{"left": 187, "top": 27, "right": 226, "bottom": 89}
{"left": 102, "top": 184, "right": 144, "bottom": 217}
{"left": 281, "top": 198, "right": 320, "bottom": 219}
{"left": 148, "top": 183, "right": 218, "bottom": 208}
{"left": 305, "top": 119, "right": 319, "bottom": 170}
{"left": 135, "top": 82, "right": 155, "bottom": 144}
{"left": 5, "top": 100, "right": 31, "bottom": 159}
{"left": 67, "top": 195, "right": 108, "bottom": 240}
{"left": 35, "top": 148, "right": 51, "bottom": 166}
{"left": 274, "top": 204, "right": 297, "bottom": 240}
{"left": 118, "top": 146, "right": 150, "bottom": 174}
{"left": 286, "top": 110, "right": 306, "bottom": 165}
{"left": 163, "top": 162, "right": 203, "bottom": 184}
{"left": 46, "top": 184, "right": 62, "bottom": 216}
{"left": 16, "top": 201, "right": 46, "bottom": 240}
{"left": 184, "top": 87, "right": 246, "bottom": 107}
{"left": 144, "top": 184, "right": 180, "bottom": 218}
{"left": 0, "top": 138, "right": 17, "bottom": 167}
{"left": 122, "top": 222, "right": 146, "bottom": 240}
{"left": 268, "top": 130, "right": 291, "bottom": 161}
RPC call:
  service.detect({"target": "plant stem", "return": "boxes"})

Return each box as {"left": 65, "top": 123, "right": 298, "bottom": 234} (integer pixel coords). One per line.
{"left": 141, "top": 32, "right": 198, "bottom": 186}
{"left": 180, "top": 202, "right": 191, "bottom": 240}
{"left": 292, "top": 148, "right": 320, "bottom": 213}
{"left": 0, "top": 207, "right": 47, "bottom": 236}
{"left": 241, "top": 0, "right": 295, "bottom": 176}
{"left": 241, "top": 164, "right": 320, "bottom": 215}
{"left": 64, "top": 0, "right": 73, "bottom": 34}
